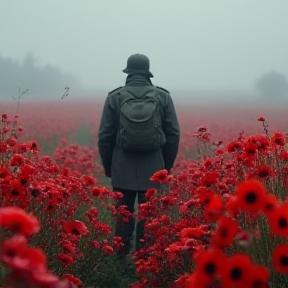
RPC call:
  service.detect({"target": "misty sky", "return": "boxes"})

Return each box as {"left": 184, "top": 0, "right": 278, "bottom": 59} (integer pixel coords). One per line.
{"left": 1, "top": 0, "right": 288, "bottom": 93}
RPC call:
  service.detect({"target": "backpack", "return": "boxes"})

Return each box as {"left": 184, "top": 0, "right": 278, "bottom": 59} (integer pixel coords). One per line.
{"left": 116, "top": 87, "right": 166, "bottom": 152}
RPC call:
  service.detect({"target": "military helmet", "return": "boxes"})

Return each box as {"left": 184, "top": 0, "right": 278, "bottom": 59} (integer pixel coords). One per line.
{"left": 122, "top": 54, "right": 154, "bottom": 78}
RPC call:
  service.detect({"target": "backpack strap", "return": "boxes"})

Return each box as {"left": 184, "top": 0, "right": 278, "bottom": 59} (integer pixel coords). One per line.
{"left": 119, "top": 89, "right": 136, "bottom": 109}
{"left": 120, "top": 87, "right": 156, "bottom": 108}
{"left": 119, "top": 86, "right": 164, "bottom": 118}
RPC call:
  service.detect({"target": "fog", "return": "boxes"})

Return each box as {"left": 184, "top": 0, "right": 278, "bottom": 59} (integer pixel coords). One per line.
{"left": 1, "top": 0, "right": 288, "bottom": 104}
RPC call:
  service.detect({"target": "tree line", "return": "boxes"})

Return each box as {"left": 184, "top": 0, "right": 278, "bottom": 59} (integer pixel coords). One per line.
{"left": 0, "top": 52, "right": 79, "bottom": 100}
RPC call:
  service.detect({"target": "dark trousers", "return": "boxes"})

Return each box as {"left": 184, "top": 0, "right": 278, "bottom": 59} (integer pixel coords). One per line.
{"left": 113, "top": 188, "right": 146, "bottom": 257}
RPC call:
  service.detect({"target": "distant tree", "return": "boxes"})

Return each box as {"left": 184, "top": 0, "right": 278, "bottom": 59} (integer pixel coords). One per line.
{"left": 0, "top": 52, "right": 80, "bottom": 99}
{"left": 255, "top": 70, "right": 288, "bottom": 100}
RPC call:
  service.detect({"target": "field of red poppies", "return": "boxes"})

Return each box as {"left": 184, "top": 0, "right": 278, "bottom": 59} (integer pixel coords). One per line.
{"left": 1, "top": 99, "right": 288, "bottom": 288}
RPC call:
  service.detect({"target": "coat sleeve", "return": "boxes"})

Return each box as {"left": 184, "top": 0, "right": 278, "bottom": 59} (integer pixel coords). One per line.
{"left": 98, "top": 95, "right": 117, "bottom": 177}
{"left": 162, "top": 94, "right": 180, "bottom": 172}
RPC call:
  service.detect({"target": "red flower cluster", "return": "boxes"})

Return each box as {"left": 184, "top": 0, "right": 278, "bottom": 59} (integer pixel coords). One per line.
{"left": 0, "top": 206, "right": 40, "bottom": 236}
{"left": 134, "top": 119, "right": 288, "bottom": 288}
{"left": 0, "top": 207, "right": 67, "bottom": 288}
{"left": 3, "top": 102, "right": 288, "bottom": 288}
{"left": 150, "top": 169, "right": 171, "bottom": 184}
{"left": 0, "top": 114, "right": 129, "bottom": 287}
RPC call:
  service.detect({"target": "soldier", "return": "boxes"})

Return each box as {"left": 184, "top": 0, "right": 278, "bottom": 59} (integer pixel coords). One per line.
{"left": 98, "top": 54, "right": 180, "bottom": 262}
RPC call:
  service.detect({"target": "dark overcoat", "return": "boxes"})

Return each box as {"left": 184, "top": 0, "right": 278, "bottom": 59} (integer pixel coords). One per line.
{"left": 98, "top": 73, "right": 180, "bottom": 191}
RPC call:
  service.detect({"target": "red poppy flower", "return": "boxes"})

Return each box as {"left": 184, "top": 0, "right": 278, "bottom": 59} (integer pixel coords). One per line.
{"left": 102, "top": 244, "right": 114, "bottom": 255}
{"left": 6, "top": 180, "right": 25, "bottom": 199}
{"left": 27, "top": 140, "right": 40, "bottom": 152}
{"left": 247, "top": 265, "right": 269, "bottom": 288}
{"left": 219, "top": 254, "right": 252, "bottom": 288}
{"left": 145, "top": 188, "right": 157, "bottom": 199}
{"left": 0, "top": 206, "right": 40, "bottom": 236}
{"left": 161, "top": 195, "right": 177, "bottom": 206}
{"left": 257, "top": 116, "right": 265, "bottom": 122}
{"left": 200, "top": 171, "right": 219, "bottom": 187}
{"left": 241, "top": 155, "right": 255, "bottom": 168}
{"left": 262, "top": 194, "right": 278, "bottom": 217}
{"left": 204, "top": 194, "right": 223, "bottom": 222}
{"left": 235, "top": 180, "right": 266, "bottom": 212}
{"left": 92, "top": 240, "right": 101, "bottom": 248}
{"left": 85, "top": 207, "right": 98, "bottom": 222}
{"left": 180, "top": 227, "right": 205, "bottom": 239}
{"left": 177, "top": 171, "right": 188, "bottom": 182}
{"left": 112, "top": 236, "right": 124, "bottom": 250}
{"left": 21, "top": 164, "right": 36, "bottom": 176}
{"left": 94, "top": 222, "right": 112, "bottom": 234}
{"left": 61, "top": 241, "right": 77, "bottom": 254}
{"left": 272, "top": 243, "right": 288, "bottom": 274}
{"left": 194, "top": 248, "right": 227, "bottom": 285}
{"left": 82, "top": 175, "right": 97, "bottom": 186}
{"left": 253, "top": 135, "right": 270, "bottom": 151}
{"left": 226, "top": 196, "right": 239, "bottom": 217}
{"left": 57, "top": 253, "right": 75, "bottom": 267}
{"left": 198, "top": 126, "right": 208, "bottom": 133}
{"left": 22, "top": 247, "right": 47, "bottom": 271}
{"left": 63, "top": 274, "right": 83, "bottom": 287}
{"left": 216, "top": 149, "right": 224, "bottom": 155}
{"left": 196, "top": 186, "right": 212, "bottom": 200}
{"left": 227, "top": 140, "right": 243, "bottom": 153}
{"left": 150, "top": 169, "right": 170, "bottom": 184}
{"left": 280, "top": 151, "right": 288, "bottom": 161}
{"left": 63, "top": 220, "right": 89, "bottom": 237}
{"left": 257, "top": 165, "right": 273, "bottom": 178}
{"left": 244, "top": 141, "right": 257, "bottom": 157}
{"left": 211, "top": 215, "right": 239, "bottom": 248}
{"left": 8, "top": 137, "right": 18, "bottom": 147}
{"left": 271, "top": 132, "right": 285, "bottom": 147}
{"left": 0, "top": 235, "right": 28, "bottom": 270}
{"left": 92, "top": 186, "right": 106, "bottom": 197}
{"left": 10, "top": 153, "right": 25, "bottom": 166}
{"left": 0, "top": 168, "right": 10, "bottom": 178}
{"left": 1, "top": 234, "right": 47, "bottom": 271}
{"left": 268, "top": 203, "right": 288, "bottom": 237}
{"left": 197, "top": 188, "right": 216, "bottom": 205}
{"left": 184, "top": 273, "right": 197, "bottom": 288}
{"left": 203, "top": 158, "right": 213, "bottom": 167}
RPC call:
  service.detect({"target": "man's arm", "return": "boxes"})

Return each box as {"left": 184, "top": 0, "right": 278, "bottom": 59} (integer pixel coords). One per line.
{"left": 98, "top": 95, "right": 117, "bottom": 177}
{"left": 162, "top": 94, "right": 180, "bottom": 172}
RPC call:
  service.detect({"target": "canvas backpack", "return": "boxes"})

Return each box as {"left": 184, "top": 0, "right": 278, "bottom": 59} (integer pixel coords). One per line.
{"left": 116, "top": 87, "right": 166, "bottom": 152}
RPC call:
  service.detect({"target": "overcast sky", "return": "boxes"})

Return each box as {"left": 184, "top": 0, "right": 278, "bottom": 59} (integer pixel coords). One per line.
{"left": 1, "top": 0, "right": 288, "bottom": 93}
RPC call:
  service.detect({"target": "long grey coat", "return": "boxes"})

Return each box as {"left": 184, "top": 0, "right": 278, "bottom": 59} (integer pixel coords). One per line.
{"left": 98, "top": 73, "right": 180, "bottom": 191}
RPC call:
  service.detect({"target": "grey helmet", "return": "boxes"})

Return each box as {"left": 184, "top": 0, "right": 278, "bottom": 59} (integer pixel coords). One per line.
{"left": 122, "top": 54, "right": 154, "bottom": 78}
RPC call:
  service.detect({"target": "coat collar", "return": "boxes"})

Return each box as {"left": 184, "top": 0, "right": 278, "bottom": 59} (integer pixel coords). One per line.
{"left": 125, "top": 73, "right": 153, "bottom": 86}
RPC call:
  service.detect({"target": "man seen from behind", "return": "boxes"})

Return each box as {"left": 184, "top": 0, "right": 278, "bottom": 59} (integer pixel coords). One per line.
{"left": 98, "top": 53, "right": 180, "bottom": 263}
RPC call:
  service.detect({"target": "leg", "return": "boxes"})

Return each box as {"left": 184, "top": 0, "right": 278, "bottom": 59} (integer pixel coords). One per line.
{"left": 135, "top": 191, "right": 146, "bottom": 251}
{"left": 113, "top": 188, "right": 137, "bottom": 257}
